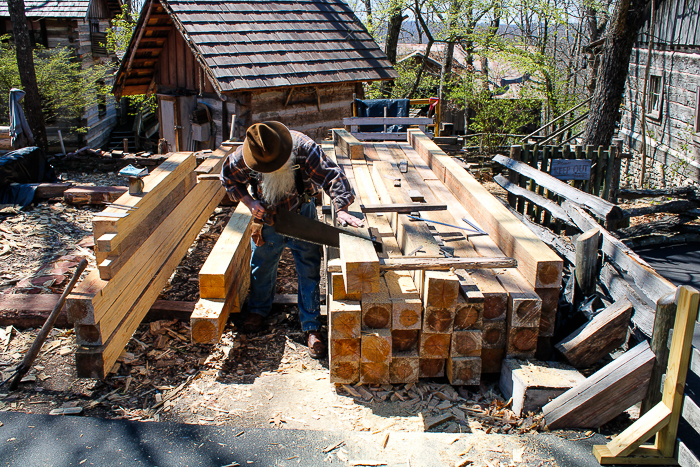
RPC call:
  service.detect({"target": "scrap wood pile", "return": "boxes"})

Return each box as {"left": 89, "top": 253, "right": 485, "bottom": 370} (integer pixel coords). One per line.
{"left": 323, "top": 129, "right": 564, "bottom": 386}
{"left": 488, "top": 148, "right": 700, "bottom": 438}
{"left": 65, "top": 143, "right": 238, "bottom": 378}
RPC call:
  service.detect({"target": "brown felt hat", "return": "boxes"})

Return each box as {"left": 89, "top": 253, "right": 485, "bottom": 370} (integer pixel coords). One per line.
{"left": 242, "top": 121, "right": 293, "bottom": 173}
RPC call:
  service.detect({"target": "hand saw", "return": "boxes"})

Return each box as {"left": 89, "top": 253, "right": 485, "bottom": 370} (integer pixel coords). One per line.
{"left": 256, "top": 204, "right": 383, "bottom": 252}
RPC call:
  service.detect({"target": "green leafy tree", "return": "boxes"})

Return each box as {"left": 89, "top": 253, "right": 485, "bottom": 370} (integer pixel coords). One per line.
{"left": 0, "top": 37, "right": 109, "bottom": 132}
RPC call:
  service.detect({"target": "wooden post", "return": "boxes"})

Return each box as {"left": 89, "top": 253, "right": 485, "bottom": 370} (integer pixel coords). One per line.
{"left": 526, "top": 145, "right": 538, "bottom": 218}
{"left": 640, "top": 292, "right": 677, "bottom": 415}
{"left": 123, "top": 138, "right": 129, "bottom": 153}
{"left": 583, "top": 145, "right": 594, "bottom": 193}
{"left": 517, "top": 145, "right": 529, "bottom": 213}
{"left": 508, "top": 145, "right": 523, "bottom": 208}
{"left": 229, "top": 114, "right": 236, "bottom": 141}
{"left": 610, "top": 138, "right": 623, "bottom": 204}
{"left": 575, "top": 228, "right": 601, "bottom": 296}
{"left": 594, "top": 146, "right": 606, "bottom": 197}
{"left": 536, "top": 145, "right": 550, "bottom": 225}
{"left": 58, "top": 130, "right": 66, "bottom": 155}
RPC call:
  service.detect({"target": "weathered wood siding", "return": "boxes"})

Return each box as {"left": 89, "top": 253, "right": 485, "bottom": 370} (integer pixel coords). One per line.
{"left": 678, "top": 346, "right": 700, "bottom": 467}
{"left": 243, "top": 83, "right": 359, "bottom": 141}
{"left": 619, "top": 0, "right": 700, "bottom": 186}
{"left": 157, "top": 28, "right": 216, "bottom": 95}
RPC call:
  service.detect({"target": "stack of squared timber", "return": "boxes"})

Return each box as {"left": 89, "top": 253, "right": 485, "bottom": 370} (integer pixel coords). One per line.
{"left": 66, "top": 145, "right": 234, "bottom": 378}
{"left": 326, "top": 130, "right": 562, "bottom": 385}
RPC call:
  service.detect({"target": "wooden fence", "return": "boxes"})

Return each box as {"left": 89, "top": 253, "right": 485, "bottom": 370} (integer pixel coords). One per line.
{"left": 503, "top": 140, "right": 627, "bottom": 233}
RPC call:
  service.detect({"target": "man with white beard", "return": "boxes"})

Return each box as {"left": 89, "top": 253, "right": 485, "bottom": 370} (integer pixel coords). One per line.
{"left": 220, "top": 121, "right": 363, "bottom": 358}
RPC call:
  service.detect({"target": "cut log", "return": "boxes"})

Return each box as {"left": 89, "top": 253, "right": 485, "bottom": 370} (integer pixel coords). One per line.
{"left": 555, "top": 299, "right": 633, "bottom": 368}
{"left": 361, "top": 276, "right": 391, "bottom": 329}
{"left": 542, "top": 341, "right": 655, "bottom": 429}
{"left": 481, "top": 348, "right": 505, "bottom": 373}
{"left": 468, "top": 270, "right": 508, "bottom": 321}
{"left": 419, "top": 358, "right": 445, "bottom": 378}
{"left": 623, "top": 199, "right": 700, "bottom": 218}
{"left": 451, "top": 330, "right": 482, "bottom": 357}
{"left": 360, "top": 361, "right": 390, "bottom": 384}
{"left": 361, "top": 329, "right": 392, "bottom": 363}
{"left": 498, "top": 269, "right": 542, "bottom": 328}
{"left": 482, "top": 320, "right": 507, "bottom": 349}
{"left": 447, "top": 356, "right": 481, "bottom": 386}
{"left": 564, "top": 201, "right": 676, "bottom": 305}
{"left": 536, "top": 287, "right": 559, "bottom": 337}
{"left": 423, "top": 306, "right": 455, "bottom": 334}
{"left": 339, "top": 233, "right": 380, "bottom": 296}
{"left": 330, "top": 272, "right": 361, "bottom": 301}
{"left": 506, "top": 327, "right": 539, "bottom": 358}
{"left": 422, "top": 270, "right": 460, "bottom": 309}
{"left": 198, "top": 202, "right": 253, "bottom": 299}
{"left": 454, "top": 294, "right": 483, "bottom": 330}
{"left": 409, "top": 130, "right": 563, "bottom": 289}
{"left": 64, "top": 186, "right": 128, "bottom": 205}
{"left": 331, "top": 360, "right": 360, "bottom": 384}
{"left": 330, "top": 338, "right": 361, "bottom": 362}
{"left": 332, "top": 128, "right": 364, "bottom": 160}
{"left": 419, "top": 332, "right": 451, "bottom": 359}
{"left": 390, "top": 351, "right": 420, "bottom": 383}
{"left": 392, "top": 329, "right": 419, "bottom": 353}
{"left": 492, "top": 154, "right": 624, "bottom": 225}
{"left": 190, "top": 296, "right": 235, "bottom": 345}
{"left": 328, "top": 298, "right": 361, "bottom": 340}
{"left": 385, "top": 270, "right": 422, "bottom": 330}
{"left": 499, "top": 359, "right": 586, "bottom": 417}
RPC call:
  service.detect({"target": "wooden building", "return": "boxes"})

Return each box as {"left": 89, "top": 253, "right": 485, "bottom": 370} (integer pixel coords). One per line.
{"left": 619, "top": 0, "right": 700, "bottom": 185}
{"left": 113, "top": 0, "right": 397, "bottom": 151}
{"left": 0, "top": 0, "right": 122, "bottom": 151}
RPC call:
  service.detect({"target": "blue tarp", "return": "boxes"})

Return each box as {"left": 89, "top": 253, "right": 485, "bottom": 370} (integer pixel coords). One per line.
{"left": 354, "top": 98, "right": 410, "bottom": 133}
{"left": 0, "top": 146, "right": 57, "bottom": 207}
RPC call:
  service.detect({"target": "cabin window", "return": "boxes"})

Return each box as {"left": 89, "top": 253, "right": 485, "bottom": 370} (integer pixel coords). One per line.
{"left": 91, "top": 21, "right": 108, "bottom": 57}
{"left": 647, "top": 74, "right": 663, "bottom": 120}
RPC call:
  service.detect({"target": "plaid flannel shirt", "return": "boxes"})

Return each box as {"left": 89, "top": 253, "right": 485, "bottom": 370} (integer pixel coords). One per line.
{"left": 220, "top": 130, "right": 354, "bottom": 211}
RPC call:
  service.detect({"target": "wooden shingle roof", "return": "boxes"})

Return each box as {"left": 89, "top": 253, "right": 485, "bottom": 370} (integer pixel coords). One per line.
{"left": 117, "top": 0, "right": 396, "bottom": 95}
{"left": 0, "top": 1, "right": 91, "bottom": 17}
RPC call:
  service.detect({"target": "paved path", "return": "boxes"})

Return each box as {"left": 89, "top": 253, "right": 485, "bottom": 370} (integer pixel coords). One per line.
{"left": 0, "top": 412, "right": 606, "bottom": 467}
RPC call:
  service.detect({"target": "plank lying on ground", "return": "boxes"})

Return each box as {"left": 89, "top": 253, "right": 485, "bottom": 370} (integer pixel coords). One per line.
{"left": 564, "top": 201, "right": 676, "bottom": 304}
{"left": 33, "top": 183, "right": 73, "bottom": 199}
{"left": 409, "top": 130, "right": 562, "bottom": 289}
{"left": 0, "top": 294, "right": 197, "bottom": 329}
{"left": 599, "top": 262, "right": 656, "bottom": 337}
{"left": 63, "top": 186, "right": 129, "bottom": 205}
{"left": 500, "top": 359, "right": 585, "bottom": 417}
{"left": 542, "top": 341, "right": 655, "bottom": 429}
{"left": 326, "top": 256, "right": 517, "bottom": 273}
{"left": 494, "top": 174, "right": 572, "bottom": 225}
{"left": 70, "top": 180, "right": 225, "bottom": 345}
{"left": 493, "top": 154, "right": 624, "bottom": 225}
{"left": 332, "top": 128, "right": 363, "bottom": 160}
{"left": 74, "top": 180, "right": 225, "bottom": 378}
{"left": 555, "top": 299, "right": 633, "bottom": 368}
{"left": 198, "top": 202, "right": 253, "bottom": 299}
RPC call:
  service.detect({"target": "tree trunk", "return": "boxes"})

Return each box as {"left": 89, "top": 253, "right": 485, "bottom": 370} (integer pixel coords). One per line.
{"left": 381, "top": 0, "right": 406, "bottom": 96}
{"left": 363, "top": 0, "right": 373, "bottom": 30}
{"left": 7, "top": 0, "right": 48, "bottom": 152}
{"left": 583, "top": 0, "right": 652, "bottom": 147}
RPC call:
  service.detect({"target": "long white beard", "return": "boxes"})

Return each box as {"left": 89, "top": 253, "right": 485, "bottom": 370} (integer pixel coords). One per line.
{"left": 261, "top": 155, "right": 295, "bottom": 205}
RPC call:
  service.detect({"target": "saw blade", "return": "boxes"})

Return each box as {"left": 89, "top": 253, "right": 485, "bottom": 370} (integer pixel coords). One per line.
{"left": 272, "top": 208, "right": 382, "bottom": 251}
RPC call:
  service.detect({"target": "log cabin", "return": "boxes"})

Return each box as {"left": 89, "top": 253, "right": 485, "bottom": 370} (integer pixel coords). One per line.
{"left": 113, "top": 0, "right": 397, "bottom": 151}
{"left": 0, "top": 0, "right": 122, "bottom": 152}
{"left": 619, "top": 0, "right": 700, "bottom": 186}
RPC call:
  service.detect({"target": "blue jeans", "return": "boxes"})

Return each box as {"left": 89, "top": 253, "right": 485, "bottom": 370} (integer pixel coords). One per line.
{"left": 247, "top": 200, "right": 322, "bottom": 332}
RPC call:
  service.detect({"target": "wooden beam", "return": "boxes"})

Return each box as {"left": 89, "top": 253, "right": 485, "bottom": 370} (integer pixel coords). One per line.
{"left": 493, "top": 154, "right": 624, "bottom": 225}
{"left": 446, "top": 356, "right": 481, "bottom": 385}
{"left": 575, "top": 228, "right": 601, "bottom": 296}
{"left": 408, "top": 129, "right": 562, "bottom": 289}
{"left": 331, "top": 128, "right": 364, "bottom": 160}
{"left": 385, "top": 270, "right": 422, "bottom": 330}
{"left": 339, "top": 233, "right": 380, "bottom": 295}
{"left": 564, "top": 202, "right": 676, "bottom": 305}
{"left": 361, "top": 276, "right": 392, "bottom": 329}
{"left": 641, "top": 292, "right": 677, "bottom": 414}
{"left": 198, "top": 202, "right": 252, "bottom": 299}
{"left": 600, "top": 262, "right": 657, "bottom": 337}
{"left": 542, "top": 341, "right": 655, "bottom": 429}
{"left": 360, "top": 330, "right": 391, "bottom": 384}
{"left": 494, "top": 174, "right": 572, "bottom": 225}
{"left": 64, "top": 186, "right": 128, "bottom": 205}
{"left": 359, "top": 203, "right": 447, "bottom": 213}
{"left": 327, "top": 256, "right": 517, "bottom": 272}
{"left": 390, "top": 352, "right": 420, "bottom": 383}
{"left": 555, "top": 299, "right": 633, "bottom": 368}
